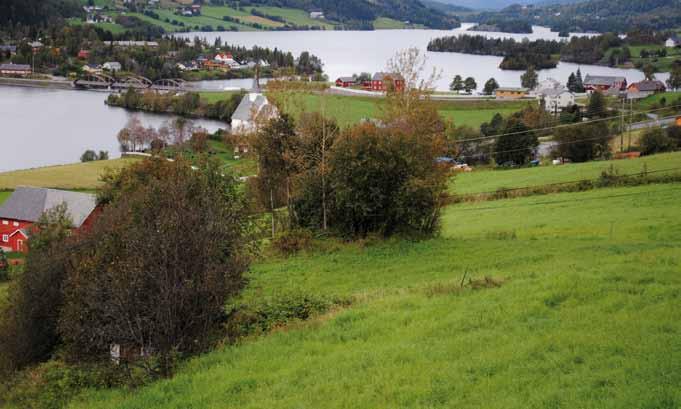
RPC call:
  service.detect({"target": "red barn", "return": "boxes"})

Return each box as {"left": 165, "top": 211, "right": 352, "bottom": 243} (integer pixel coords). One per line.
{"left": 0, "top": 187, "right": 99, "bottom": 253}
{"left": 370, "top": 72, "right": 405, "bottom": 92}
{"left": 335, "top": 76, "right": 356, "bottom": 88}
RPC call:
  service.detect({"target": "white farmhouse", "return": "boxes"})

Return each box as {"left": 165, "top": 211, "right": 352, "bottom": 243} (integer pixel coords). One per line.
{"left": 538, "top": 88, "right": 575, "bottom": 113}
{"left": 666, "top": 35, "right": 681, "bottom": 48}
{"left": 231, "top": 93, "right": 278, "bottom": 135}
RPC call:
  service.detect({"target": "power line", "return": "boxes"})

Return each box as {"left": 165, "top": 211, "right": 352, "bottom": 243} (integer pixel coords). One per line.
{"left": 457, "top": 134, "right": 616, "bottom": 160}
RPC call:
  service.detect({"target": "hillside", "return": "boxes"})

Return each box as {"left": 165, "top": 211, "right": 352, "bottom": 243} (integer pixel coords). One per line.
{"left": 0, "top": 0, "right": 81, "bottom": 25}
{"left": 468, "top": 0, "right": 681, "bottom": 33}
{"left": 64, "top": 178, "right": 681, "bottom": 408}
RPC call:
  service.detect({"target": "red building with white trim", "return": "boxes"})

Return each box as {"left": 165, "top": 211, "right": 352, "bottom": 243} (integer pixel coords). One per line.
{"left": 368, "top": 72, "right": 405, "bottom": 92}
{"left": 0, "top": 187, "right": 99, "bottom": 253}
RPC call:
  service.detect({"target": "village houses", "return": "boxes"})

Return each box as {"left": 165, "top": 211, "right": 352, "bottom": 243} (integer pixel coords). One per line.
{"left": 583, "top": 75, "right": 627, "bottom": 93}
{"left": 0, "top": 63, "right": 32, "bottom": 77}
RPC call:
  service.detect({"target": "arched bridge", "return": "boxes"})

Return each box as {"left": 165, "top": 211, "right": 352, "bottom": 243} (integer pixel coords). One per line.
{"left": 74, "top": 74, "right": 187, "bottom": 91}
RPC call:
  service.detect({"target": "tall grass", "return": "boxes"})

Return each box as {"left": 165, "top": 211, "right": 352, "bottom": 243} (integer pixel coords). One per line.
{"left": 65, "top": 183, "right": 681, "bottom": 409}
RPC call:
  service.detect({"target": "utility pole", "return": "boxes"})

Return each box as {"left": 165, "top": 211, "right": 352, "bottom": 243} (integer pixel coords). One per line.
{"left": 620, "top": 98, "right": 625, "bottom": 152}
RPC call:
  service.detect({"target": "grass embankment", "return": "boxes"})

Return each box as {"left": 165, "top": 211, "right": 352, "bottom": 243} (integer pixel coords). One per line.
{"left": 69, "top": 182, "right": 681, "bottom": 408}
{"left": 286, "top": 94, "right": 528, "bottom": 128}
{"left": 0, "top": 158, "right": 140, "bottom": 190}
{"left": 0, "top": 191, "right": 11, "bottom": 205}
{"left": 452, "top": 151, "right": 681, "bottom": 195}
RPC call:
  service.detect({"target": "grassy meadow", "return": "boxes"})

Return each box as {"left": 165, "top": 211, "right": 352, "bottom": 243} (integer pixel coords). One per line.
{"left": 0, "top": 191, "right": 11, "bottom": 205}
{"left": 66, "top": 181, "right": 681, "bottom": 409}
{"left": 0, "top": 158, "right": 140, "bottom": 190}
{"left": 452, "top": 151, "right": 681, "bottom": 195}
{"left": 284, "top": 94, "right": 528, "bottom": 128}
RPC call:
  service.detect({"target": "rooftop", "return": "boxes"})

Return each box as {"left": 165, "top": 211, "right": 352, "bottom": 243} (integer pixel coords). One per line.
{"left": 0, "top": 187, "right": 97, "bottom": 227}
{"left": 583, "top": 75, "right": 626, "bottom": 86}
{"left": 0, "top": 63, "right": 31, "bottom": 70}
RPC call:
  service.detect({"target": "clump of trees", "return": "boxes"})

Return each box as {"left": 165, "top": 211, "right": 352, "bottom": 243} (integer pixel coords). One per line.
{"left": 553, "top": 122, "right": 612, "bottom": 162}
{"left": 639, "top": 126, "right": 681, "bottom": 156}
{"left": 428, "top": 34, "right": 563, "bottom": 70}
{"left": 80, "top": 150, "right": 109, "bottom": 162}
{"left": 0, "top": 158, "right": 254, "bottom": 377}
{"left": 253, "top": 48, "right": 450, "bottom": 238}
{"left": 107, "top": 89, "right": 245, "bottom": 122}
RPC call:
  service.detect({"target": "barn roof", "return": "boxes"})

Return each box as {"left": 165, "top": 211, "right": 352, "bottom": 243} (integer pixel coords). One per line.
{"left": 0, "top": 187, "right": 97, "bottom": 227}
{"left": 583, "top": 75, "right": 626, "bottom": 86}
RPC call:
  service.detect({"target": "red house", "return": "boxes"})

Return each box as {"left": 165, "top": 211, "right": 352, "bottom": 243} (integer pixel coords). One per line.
{"left": 78, "top": 49, "right": 91, "bottom": 59}
{"left": 369, "top": 72, "right": 405, "bottom": 92}
{"left": 0, "top": 187, "right": 99, "bottom": 253}
{"left": 335, "top": 76, "right": 356, "bottom": 88}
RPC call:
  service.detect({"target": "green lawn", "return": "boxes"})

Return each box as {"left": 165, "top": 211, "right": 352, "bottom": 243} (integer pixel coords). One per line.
{"left": 634, "top": 91, "right": 681, "bottom": 110}
{"left": 284, "top": 94, "right": 528, "bottom": 129}
{"left": 68, "top": 182, "right": 681, "bottom": 409}
{"left": 252, "top": 7, "right": 335, "bottom": 29}
{"left": 452, "top": 151, "right": 681, "bottom": 195}
{"left": 0, "top": 158, "right": 140, "bottom": 190}
{"left": 198, "top": 91, "right": 241, "bottom": 104}
{"left": 0, "top": 191, "right": 11, "bottom": 205}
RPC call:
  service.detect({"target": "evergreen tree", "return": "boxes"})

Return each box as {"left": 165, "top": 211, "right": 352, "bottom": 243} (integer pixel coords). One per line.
{"left": 483, "top": 78, "right": 499, "bottom": 95}
{"left": 520, "top": 66, "right": 538, "bottom": 89}
{"left": 463, "top": 77, "right": 477, "bottom": 94}
{"left": 575, "top": 69, "right": 585, "bottom": 93}
{"left": 586, "top": 91, "right": 607, "bottom": 118}
{"left": 450, "top": 75, "right": 464, "bottom": 93}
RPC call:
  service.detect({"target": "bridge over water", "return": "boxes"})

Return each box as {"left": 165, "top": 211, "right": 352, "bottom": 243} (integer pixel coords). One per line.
{"left": 73, "top": 74, "right": 187, "bottom": 91}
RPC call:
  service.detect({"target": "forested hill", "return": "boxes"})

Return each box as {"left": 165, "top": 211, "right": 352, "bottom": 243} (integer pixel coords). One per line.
{"left": 470, "top": 0, "right": 681, "bottom": 33}
{"left": 241, "top": 0, "right": 461, "bottom": 29}
{"left": 0, "top": 0, "right": 81, "bottom": 26}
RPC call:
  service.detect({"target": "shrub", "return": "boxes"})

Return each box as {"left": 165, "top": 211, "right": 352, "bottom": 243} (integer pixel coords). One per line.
{"left": 0, "top": 205, "right": 73, "bottom": 374}
{"left": 80, "top": 150, "right": 97, "bottom": 162}
{"left": 273, "top": 229, "right": 313, "bottom": 255}
{"left": 0, "top": 249, "right": 8, "bottom": 282}
{"left": 639, "top": 128, "right": 677, "bottom": 156}
{"left": 59, "top": 158, "right": 254, "bottom": 376}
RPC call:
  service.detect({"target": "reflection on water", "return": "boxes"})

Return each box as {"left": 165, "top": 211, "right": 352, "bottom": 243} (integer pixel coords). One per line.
{"left": 0, "top": 87, "right": 227, "bottom": 172}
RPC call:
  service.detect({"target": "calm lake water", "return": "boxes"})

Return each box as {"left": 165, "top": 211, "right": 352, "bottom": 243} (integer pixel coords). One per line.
{"left": 1, "top": 25, "right": 670, "bottom": 171}
{"left": 183, "top": 24, "right": 668, "bottom": 91}
{"left": 0, "top": 87, "right": 226, "bottom": 172}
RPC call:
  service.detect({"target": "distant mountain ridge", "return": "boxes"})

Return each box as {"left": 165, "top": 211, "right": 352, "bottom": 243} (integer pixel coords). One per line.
{"left": 466, "top": 0, "right": 681, "bottom": 32}
{"left": 242, "top": 0, "right": 461, "bottom": 29}
{"left": 431, "top": 0, "right": 584, "bottom": 11}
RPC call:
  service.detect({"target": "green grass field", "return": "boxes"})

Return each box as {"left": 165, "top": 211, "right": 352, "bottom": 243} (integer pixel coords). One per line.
{"left": 0, "top": 158, "right": 140, "bottom": 190}
{"left": 198, "top": 91, "right": 241, "bottom": 104}
{"left": 452, "top": 151, "right": 681, "bottom": 195}
{"left": 0, "top": 191, "right": 11, "bottom": 205}
{"left": 284, "top": 94, "right": 528, "bottom": 129}
{"left": 67, "top": 182, "right": 681, "bottom": 409}
{"left": 252, "top": 7, "right": 335, "bottom": 29}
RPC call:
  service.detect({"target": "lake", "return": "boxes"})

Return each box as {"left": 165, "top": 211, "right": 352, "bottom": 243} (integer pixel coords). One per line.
{"left": 0, "top": 87, "right": 227, "bottom": 172}
{"left": 1, "top": 25, "right": 670, "bottom": 172}
{"left": 182, "top": 24, "right": 667, "bottom": 91}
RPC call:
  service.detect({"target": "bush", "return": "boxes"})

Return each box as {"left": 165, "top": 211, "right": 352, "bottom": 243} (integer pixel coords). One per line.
{"left": 639, "top": 128, "right": 677, "bottom": 155}
{"left": 0, "top": 206, "right": 73, "bottom": 374}
{"left": 328, "top": 123, "right": 448, "bottom": 237}
{"left": 272, "top": 229, "right": 313, "bottom": 255}
{"left": 80, "top": 150, "right": 97, "bottom": 162}
{"left": 0, "top": 248, "right": 8, "bottom": 282}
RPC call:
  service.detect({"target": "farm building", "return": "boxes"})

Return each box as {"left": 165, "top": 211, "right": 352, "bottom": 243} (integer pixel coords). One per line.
{"left": 367, "top": 72, "right": 405, "bottom": 92}
{"left": 583, "top": 75, "right": 627, "bottom": 93}
{"left": 495, "top": 87, "right": 529, "bottom": 99}
{"left": 0, "top": 63, "right": 31, "bottom": 77}
{"left": 335, "top": 77, "right": 356, "bottom": 87}
{"left": 0, "top": 187, "right": 99, "bottom": 253}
